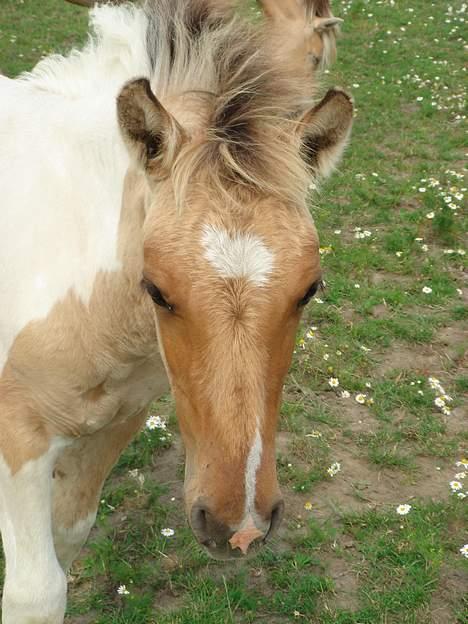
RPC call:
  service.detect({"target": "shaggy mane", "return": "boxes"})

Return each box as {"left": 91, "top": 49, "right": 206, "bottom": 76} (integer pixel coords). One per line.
{"left": 21, "top": 0, "right": 337, "bottom": 207}
{"left": 144, "top": 0, "right": 330, "bottom": 206}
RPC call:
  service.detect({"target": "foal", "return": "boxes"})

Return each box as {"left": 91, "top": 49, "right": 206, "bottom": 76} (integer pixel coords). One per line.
{"left": 0, "top": 1, "right": 352, "bottom": 621}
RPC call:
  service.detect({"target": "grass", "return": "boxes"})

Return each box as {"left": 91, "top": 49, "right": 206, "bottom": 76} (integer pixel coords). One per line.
{"left": 1, "top": 0, "right": 467, "bottom": 622}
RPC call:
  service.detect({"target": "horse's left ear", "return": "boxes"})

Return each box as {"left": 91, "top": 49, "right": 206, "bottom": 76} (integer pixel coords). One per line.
{"left": 117, "top": 78, "right": 186, "bottom": 179}
{"left": 297, "top": 88, "right": 353, "bottom": 178}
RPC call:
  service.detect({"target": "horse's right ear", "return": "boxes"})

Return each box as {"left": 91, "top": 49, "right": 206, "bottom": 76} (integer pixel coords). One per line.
{"left": 117, "top": 78, "right": 186, "bottom": 179}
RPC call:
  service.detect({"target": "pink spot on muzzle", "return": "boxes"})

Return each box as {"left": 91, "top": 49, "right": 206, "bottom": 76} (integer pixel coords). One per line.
{"left": 228, "top": 517, "right": 263, "bottom": 555}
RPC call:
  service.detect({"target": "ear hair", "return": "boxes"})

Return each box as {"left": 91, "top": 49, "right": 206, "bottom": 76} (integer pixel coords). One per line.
{"left": 313, "top": 16, "right": 343, "bottom": 32}
{"left": 117, "top": 78, "right": 186, "bottom": 179}
{"left": 298, "top": 88, "right": 353, "bottom": 178}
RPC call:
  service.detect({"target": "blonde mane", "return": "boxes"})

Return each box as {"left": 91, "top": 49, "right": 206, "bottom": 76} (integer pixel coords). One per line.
{"left": 20, "top": 0, "right": 338, "bottom": 209}
{"left": 143, "top": 0, "right": 332, "bottom": 207}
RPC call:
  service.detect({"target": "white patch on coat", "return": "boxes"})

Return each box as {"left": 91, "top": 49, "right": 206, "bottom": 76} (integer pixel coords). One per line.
{"left": 0, "top": 439, "right": 69, "bottom": 621}
{"left": 0, "top": 6, "right": 151, "bottom": 374}
{"left": 201, "top": 225, "right": 274, "bottom": 286}
{"left": 244, "top": 428, "right": 263, "bottom": 514}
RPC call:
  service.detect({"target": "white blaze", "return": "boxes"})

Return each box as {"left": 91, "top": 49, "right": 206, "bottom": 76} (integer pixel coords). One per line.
{"left": 244, "top": 428, "right": 263, "bottom": 515}
{"left": 201, "top": 225, "right": 274, "bottom": 285}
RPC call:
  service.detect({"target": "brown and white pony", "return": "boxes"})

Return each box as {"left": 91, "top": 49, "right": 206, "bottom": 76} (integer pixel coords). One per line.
{"left": 0, "top": 1, "right": 352, "bottom": 621}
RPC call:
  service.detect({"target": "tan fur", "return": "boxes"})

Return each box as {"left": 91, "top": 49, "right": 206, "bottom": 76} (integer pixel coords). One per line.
{"left": 0, "top": 1, "right": 353, "bottom": 581}
{"left": 52, "top": 407, "right": 148, "bottom": 532}
{"left": 140, "top": 186, "right": 322, "bottom": 526}
{"left": 0, "top": 171, "right": 169, "bottom": 474}
{"left": 258, "top": 0, "right": 341, "bottom": 70}
{"left": 116, "top": 1, "right": 353, "bottom": 536}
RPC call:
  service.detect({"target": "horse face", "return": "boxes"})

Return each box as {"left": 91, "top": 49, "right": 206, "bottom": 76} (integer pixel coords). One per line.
{"left": 117, "top": 78, "right": 352, "bottom": 557}
{"left": 141, "top": 198, "right": 321, "bottom": 558}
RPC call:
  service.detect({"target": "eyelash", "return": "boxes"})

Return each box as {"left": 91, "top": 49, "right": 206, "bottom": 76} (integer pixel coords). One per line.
{"left": 298, "top": 280, "right": 322, "bottom": 307}
{"left": 142, "top": 278, "right": 320, "bottom": 312}
{"left": 142, "top": 279, "right": 173, "bottom": 312}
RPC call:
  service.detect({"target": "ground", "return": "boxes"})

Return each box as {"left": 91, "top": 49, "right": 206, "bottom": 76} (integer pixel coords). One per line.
{"left": 0, "top": 0, "right": 467, "bottom": 622}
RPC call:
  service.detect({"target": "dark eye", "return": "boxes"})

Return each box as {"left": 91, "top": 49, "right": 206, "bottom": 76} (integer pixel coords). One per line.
{"left": 298, "top": 280, "right": 322, "bottom": 307}
{"left": 142, "top": 279, "right": 173, "bottom": 312}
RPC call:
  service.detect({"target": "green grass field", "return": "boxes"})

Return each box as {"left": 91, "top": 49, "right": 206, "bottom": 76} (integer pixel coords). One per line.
{"left": 1, "top": 0, "right": 467, "bottom": 622}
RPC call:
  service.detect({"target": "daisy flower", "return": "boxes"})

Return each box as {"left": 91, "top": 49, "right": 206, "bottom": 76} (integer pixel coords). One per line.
{"left": 450, "top": 481, "right": 463, "bottom": 492}
{"left": 327, "top": 462, "right": 341, "bottom": 477}
{"left": 146, "top": 415, "right": 167, "bottom": 430}
{"left": 396, "top": 504, "right": 412, "bottom": 515}
{"left": 422, "top": 286, "right": 432, "bottom": 294}
{"left": 161, "top": 528, "right": 175, "bottom": 537}
{"left": 460, "top": 544, "right": 468, "bottom": 559}
{"left": 328, "top": 377, "right": 340, "bottom": 388}
{"left": 117, "top": 585, "right": 130, "bottom": 596}
{"left": 355, "top": 393, "right": 367, "bottom": 404}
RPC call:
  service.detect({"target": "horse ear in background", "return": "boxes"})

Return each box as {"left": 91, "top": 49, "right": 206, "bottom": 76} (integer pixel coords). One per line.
{"left": 257, "top": 0, "right": 342, "bottom": 72}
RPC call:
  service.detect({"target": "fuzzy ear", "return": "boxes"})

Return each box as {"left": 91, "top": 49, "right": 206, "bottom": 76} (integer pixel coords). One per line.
{"left": 298, "top": 88, "right": 353, "bottom": 178}
{"left": 117, "top": 78, "right": 185, "bottom": 179}
{"left": 313, "top": 16, "right": 343, "bottom": 32}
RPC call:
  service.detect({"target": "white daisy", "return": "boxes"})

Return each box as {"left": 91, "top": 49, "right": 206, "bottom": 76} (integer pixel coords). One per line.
{"left": 117, "top": 585, "right": 130, "bottom": 596}
{"left": 146, "top": 415, "right": 167, "bottom": 430}
{"left": 327, "top": 462, "right": 341, "bottom": 477}
{"left": 396, "top": 504, "right": 412, "bottom": 515}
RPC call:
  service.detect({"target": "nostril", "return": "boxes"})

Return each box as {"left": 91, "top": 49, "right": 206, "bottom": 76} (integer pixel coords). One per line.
{"left": 190, "top": 503, "right": 209, "bottom": 536}
{"left": 266, "top": 499, "right": 285, "bottom": 539}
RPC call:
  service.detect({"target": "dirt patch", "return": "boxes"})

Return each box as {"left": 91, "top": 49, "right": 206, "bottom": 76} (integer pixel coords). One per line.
{"left": 153, "top": 586, "right": 186, "bottom": 614}
{"left": 400, "top": 102, "right": 419, "bottom": 114}
{"left": 319, "top": 553, "right": 360, "bottom": 612}
{"left": 417, "top": 564, "right": 468, "bottom": 624}
{"left": 65, "top": 616, "right": 97, "bottom": 624}
{"left": 371, "top": 303, "right": 389, "bottom": 319}
{"left": 298, "top": 443, "right": 453, "bottom": 522}
{"left": 369, "top": 272, "right": 413, "bottom": 287}
{"left": 444, "top": 406, "right": 467, "bottom": 436}
{"left": 375, "top": 343, "right": 449, "bottom": 377}
{"left": 329, "top": 399, "right": 379, "bottom": 435}
{"left": 435, "top": 326, "right": 468, "bottom": 365}
{"left": 339, "top": 307, "right": 362, "bottom": 325}
{"left": 149, "top": 437, "right": 185, "bottom": 506}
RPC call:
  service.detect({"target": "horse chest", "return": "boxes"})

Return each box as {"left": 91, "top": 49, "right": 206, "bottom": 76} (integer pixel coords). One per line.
{"left": 1, "top": 278, "right": 170, "bottom": 438}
